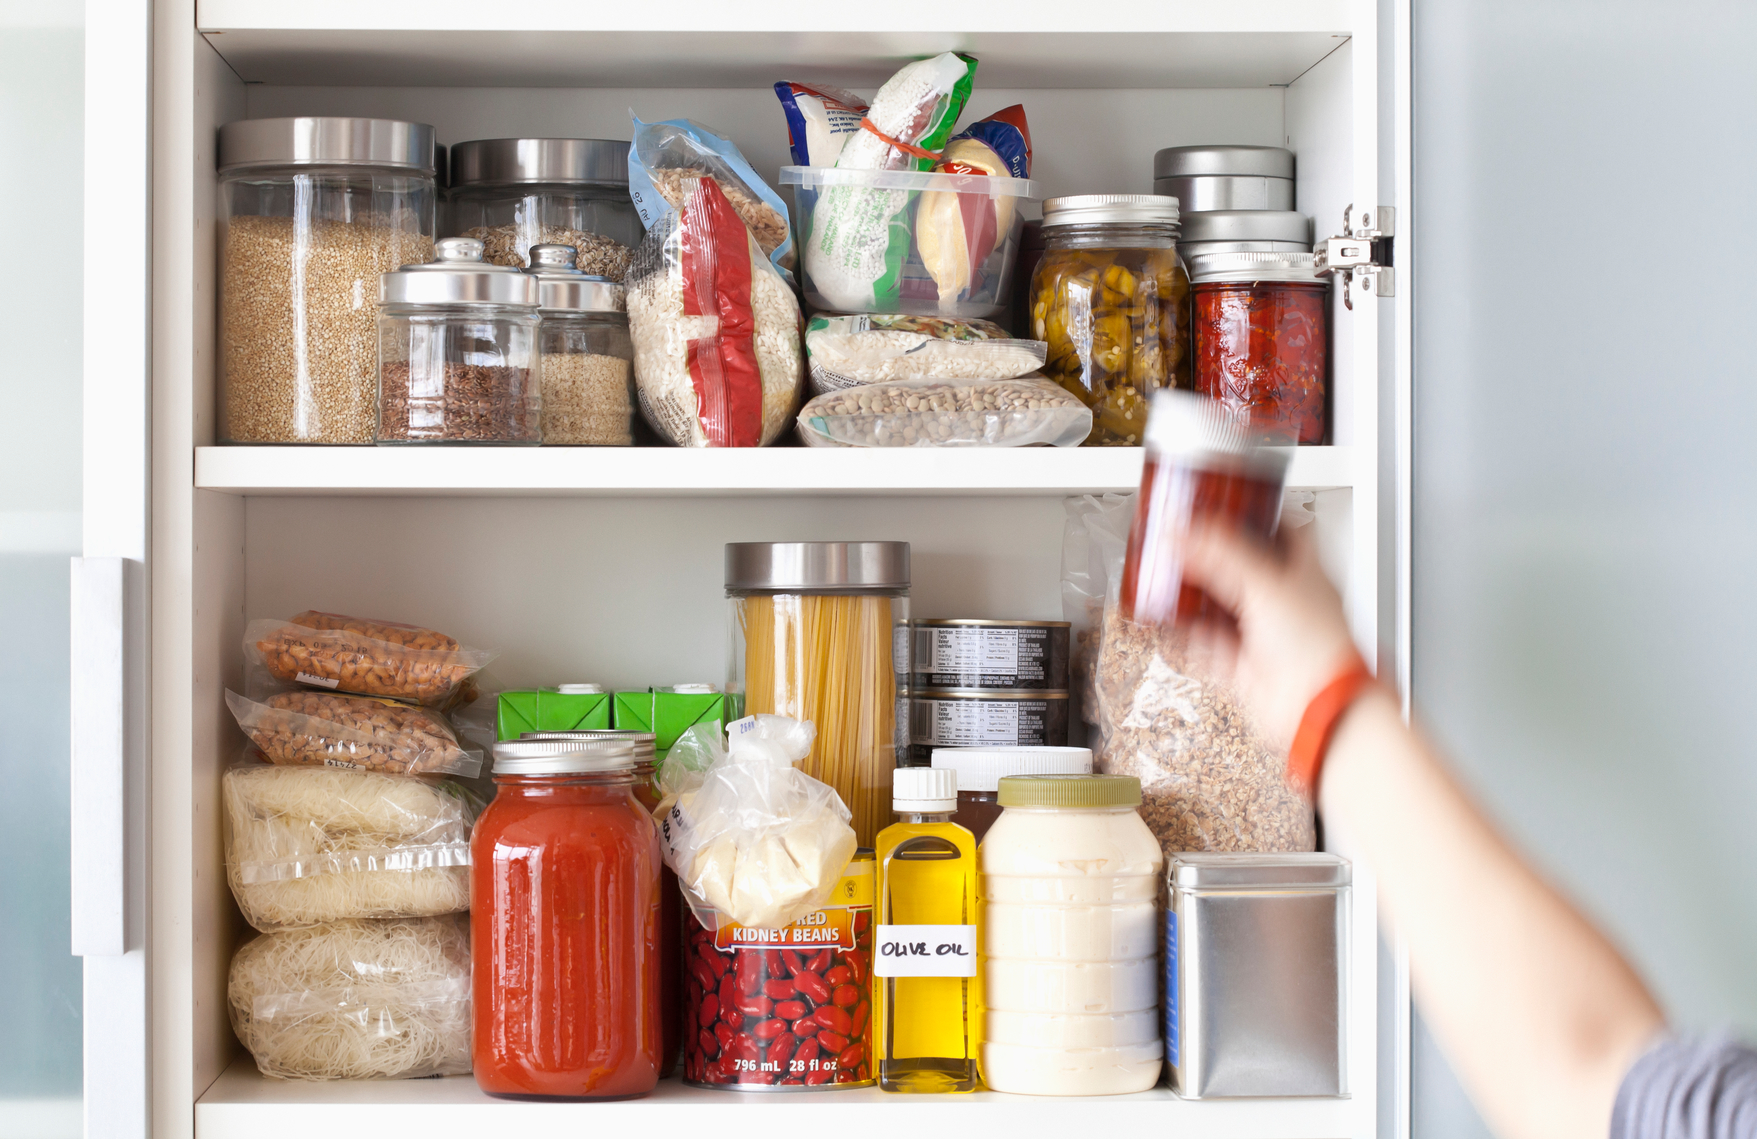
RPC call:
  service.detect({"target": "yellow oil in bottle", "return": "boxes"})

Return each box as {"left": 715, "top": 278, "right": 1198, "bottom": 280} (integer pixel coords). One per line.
{"left": 875, "top": 812, "right": 979, "bottom": 1093}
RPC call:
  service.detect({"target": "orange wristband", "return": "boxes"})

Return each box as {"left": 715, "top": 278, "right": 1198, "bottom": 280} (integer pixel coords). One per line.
{"left": 1286, "top": 658, "right": 1375, "bottom": 798}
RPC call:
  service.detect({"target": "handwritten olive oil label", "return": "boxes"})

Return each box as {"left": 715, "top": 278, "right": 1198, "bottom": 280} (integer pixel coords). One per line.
{"left": 872, "top": 924, "right": 977, "bottom": 977}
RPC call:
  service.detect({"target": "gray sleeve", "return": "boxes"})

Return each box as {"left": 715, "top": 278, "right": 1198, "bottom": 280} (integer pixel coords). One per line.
{"left": 1610, "top": 1034, "right": 1757, "bottom": 1139}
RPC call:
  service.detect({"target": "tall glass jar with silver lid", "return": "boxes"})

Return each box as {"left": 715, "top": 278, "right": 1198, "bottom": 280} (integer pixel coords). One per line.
{"left": 447, "top": 139, "right": 638, "bottom": 280}
{"left": 218, "top": 117, "right": 437, "bottom": 444}
{"left": 1028, "top": 194, "right": 1190, "bottom": 446}
{"left": 377, "top": 237, "right": 541, "bottom": 444}
{"left": 525, "top": 245, "right": 635, "bottom": 445}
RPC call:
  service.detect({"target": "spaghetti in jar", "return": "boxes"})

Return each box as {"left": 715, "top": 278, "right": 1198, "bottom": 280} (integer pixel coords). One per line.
{"left": 725, "top": 542, "right": 911, "bottom": 847}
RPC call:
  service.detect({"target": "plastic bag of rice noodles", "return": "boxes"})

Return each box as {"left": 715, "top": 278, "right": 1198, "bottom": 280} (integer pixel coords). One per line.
{"left": 800, "top": 52, "right": 978, "bottom": 312}
{"left": 804, "top": 313, "right": 1046, "bottom": 395}
{"left": 228, "top": 915, "right": 471, "bottom": 1080}
{"left": 223, "top": 754, "right": 478, "bottom": 931}
{"left": 628, "top": 114, "right": 795, "bottom": 273}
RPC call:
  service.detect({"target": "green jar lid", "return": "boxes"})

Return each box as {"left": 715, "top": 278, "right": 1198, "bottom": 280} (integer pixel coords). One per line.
{"left": 997, "top": 773, "right": 1142, "bottom": 809}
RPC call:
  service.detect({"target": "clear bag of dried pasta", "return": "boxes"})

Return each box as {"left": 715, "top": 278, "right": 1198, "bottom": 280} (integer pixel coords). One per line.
{"left": 247, "top": 611, "right": 496, "bottom": 707}
{"left": 228, "top": 914, "right": 471, "bottom": 1080}
{"left": 222, "top": 752, "right": 479, "bottom": 931}
{"left": 225, "top": 688, "right": 483, "bottom": 777}
{"left": 1063, "top": 492, "right": 1316, "bottom": 856}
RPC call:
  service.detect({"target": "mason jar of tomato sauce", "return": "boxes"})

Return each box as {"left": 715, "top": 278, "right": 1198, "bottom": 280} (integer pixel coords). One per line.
{"left": 1120, "top": 390, "right": 1290, "bottom": 628}
{"left": 473, "top": 737, "right": 662, "bottom": 1099}
{"left": 1188, "top": 251, "right": 1329, "bottom": 445}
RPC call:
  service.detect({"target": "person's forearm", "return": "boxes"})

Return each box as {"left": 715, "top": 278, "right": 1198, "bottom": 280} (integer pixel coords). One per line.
{"left": 1320, "top": 687, "right": 1663, "bottom": 1139}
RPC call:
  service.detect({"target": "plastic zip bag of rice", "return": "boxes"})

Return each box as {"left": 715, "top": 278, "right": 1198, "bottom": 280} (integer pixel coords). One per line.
{"left": 805, "top": 314, "right": 1047, "bottom": 394}
{"left": 800, "top": 52, "right": 977, "bottom": 312}
{"left": 796, "top": 374, "right": 1090, "bottom": 448}
{"left": 627, "top": 176, "right": 804, "bottom": 446}
{"left": 628, "top": 114, "right": 795, "bottom": 274}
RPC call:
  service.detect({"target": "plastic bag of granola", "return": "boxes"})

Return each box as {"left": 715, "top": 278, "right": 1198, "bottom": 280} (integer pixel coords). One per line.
{"left": 627, "top": 114, "right": 794, "bottom": 273}
{"left": 1062, "top": 491, "right": 1316, "bottom": 856}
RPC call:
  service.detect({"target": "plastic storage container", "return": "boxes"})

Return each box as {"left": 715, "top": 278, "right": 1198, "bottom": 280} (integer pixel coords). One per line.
{"left": 1029, "top": 194, "right": 1190, "bottom": 446}
{"left": 1152, "top": 145, "right": 1295, "bottom": 212}
{"left": 471, "top": 738, "right": 662, "bottom": 1098}
{"left": 525, "top": 244, "right": 636, "bottom": 445}
{"left": 782, "top": 166, "right": 1040, "bottom": 320}
{"left": 928, "top": 746, "right": 1093, "bottom": 843}
{"left": 1189, "top": 251, "right": 1330, "bottom": 445}
{"left": 376, "top": 236, "right": 541, "bottom": 444}
{"left": 447, "top": 138, "right": 639, "bottom": 278}
{"left": 1166, "top": 853, "right": 1351, "bottom": 1098}
{"left": 725, "top": 541, "right": 910, "bottom": 847}
{"left": 218, "top": 116, "right": 437, "bottom": 444}
{"left": 978, "top": 774, "right": 1165, "bottom": 1095}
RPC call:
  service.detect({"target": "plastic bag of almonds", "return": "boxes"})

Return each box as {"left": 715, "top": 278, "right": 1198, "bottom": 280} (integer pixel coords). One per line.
{"left": 796, "top": 374, "right": 1090, "bottom": 448}
{"left": 1063, "top": 492, "right": 1316, "bottom": 856}
{"left": 226, "top": 689, "right": 483, "bottom": 777}
{"left": 248, "top": 612, "right": 495, "bottom": 708}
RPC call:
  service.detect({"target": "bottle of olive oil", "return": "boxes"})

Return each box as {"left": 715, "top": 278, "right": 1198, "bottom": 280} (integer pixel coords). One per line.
{"left": 874, "top": 767, "right": 978, "bottom": 1093}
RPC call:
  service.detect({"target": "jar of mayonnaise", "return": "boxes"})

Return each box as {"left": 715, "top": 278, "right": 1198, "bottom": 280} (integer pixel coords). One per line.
{"left": 978, "top": 774, "right": 1165, "bottom": 1095}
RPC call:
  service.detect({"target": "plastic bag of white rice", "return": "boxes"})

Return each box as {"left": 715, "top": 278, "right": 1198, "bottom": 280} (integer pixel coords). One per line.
{"left": 804, "top": 314, "right": 1047, "bottom": 395}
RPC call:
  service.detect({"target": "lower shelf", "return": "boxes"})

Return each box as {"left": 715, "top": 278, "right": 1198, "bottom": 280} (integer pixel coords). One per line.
{"left": 196, "top": 1055, "right": 1368, "bottom": 1139}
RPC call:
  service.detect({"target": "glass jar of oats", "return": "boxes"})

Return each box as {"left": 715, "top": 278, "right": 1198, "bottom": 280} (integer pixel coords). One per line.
{"left": 524, "top": 245, "right": 635, "bottom": 446}
{"left": 217, "top": 117, "right": 437, "bottom": 444}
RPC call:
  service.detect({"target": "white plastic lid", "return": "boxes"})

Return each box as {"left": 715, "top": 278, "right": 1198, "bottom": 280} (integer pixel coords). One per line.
{"left": 893, "top": 767, "right": 958, "bottom": 813}
{"left": 553, "top": 683, "right": 605, "bottom": 694}
{"left": 665, "top": 683, "right": 718, "bottom": 694}
{"left": 930, "top": 746, "right": 1094, "bottom": 793}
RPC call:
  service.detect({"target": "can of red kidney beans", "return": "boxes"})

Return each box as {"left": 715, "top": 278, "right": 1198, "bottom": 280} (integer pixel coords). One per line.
{"left": 682, "top": 852, "right": 875, "bottom": 1090}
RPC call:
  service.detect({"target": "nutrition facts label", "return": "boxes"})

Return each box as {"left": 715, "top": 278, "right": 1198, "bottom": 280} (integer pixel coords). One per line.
{"left": 915, "top": 627, "right": 1046, "bottom": 680}
{"left": 918, "top": 697, "right": 1022, "bottom": 744}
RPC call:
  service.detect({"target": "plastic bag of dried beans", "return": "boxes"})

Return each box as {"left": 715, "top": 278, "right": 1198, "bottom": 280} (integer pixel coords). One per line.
{"left": 796, "top": 375, "right": 1089, "bottom": 448}
{"left": 225, "top": 688, "right": 483, "bottom": 777}
{"left": 247, "top": 611, "right": 496, "bottom": 708}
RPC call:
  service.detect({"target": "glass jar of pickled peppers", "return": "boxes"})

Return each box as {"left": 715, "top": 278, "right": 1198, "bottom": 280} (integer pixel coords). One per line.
{"left": 1188, "top": 251, "right": 1329, "bottom": 445}
{"left": 1029, "top": 195, "right": 1190, "bottom": 446}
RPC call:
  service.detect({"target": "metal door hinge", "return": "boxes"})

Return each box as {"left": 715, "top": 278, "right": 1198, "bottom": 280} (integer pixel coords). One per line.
{"left": 1315, "top": 205, "right": 1395, "bottom": 308}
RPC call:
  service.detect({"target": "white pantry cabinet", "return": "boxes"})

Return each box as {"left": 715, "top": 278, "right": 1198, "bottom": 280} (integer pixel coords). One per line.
{"left": 78, "top": 0, "right": 1411, "bottom": 1135}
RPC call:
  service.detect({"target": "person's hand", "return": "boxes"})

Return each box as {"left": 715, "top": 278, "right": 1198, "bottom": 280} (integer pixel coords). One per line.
{"left": 1180, "top": 520, "right": 1362, "bottom": 747}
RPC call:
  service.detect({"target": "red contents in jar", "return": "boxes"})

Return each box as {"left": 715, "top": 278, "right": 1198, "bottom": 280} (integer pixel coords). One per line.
{"left": 1120, "top": 455, "right": 1284, "bottom": 628}
{"left": 1194, "top": 281, "right": 1327, "bottom": 445}
{"left": 472, "top": 773, "right": 662, "bottom": 1098}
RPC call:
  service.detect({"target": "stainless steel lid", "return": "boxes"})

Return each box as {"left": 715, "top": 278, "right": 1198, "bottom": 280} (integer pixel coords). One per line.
{"left": 219, "top": 117, "right": 437, "bottom": 175}
{"left": 526, "top": 245, "right": 626, "bottom": 313}
{"left": 1170, "top": 852, "right": 1351, "bottom": 890}
{"left": 1041, "top": 194, "right": 1179, "bottom": 229}
{"left": 1179, "top": 209, "right": 1309, "bottom": 246}
{"left": 493, "top": 737, "right": 637, "bottom": 775}
{"left": 380, "top": 237, "right": 539, "bottom": 306}
{"left": 1189, "top": 250, "right": 1322, "bottom": 284}
{"left": 1154, "top": 145, "right": 1295, "bottom": 180}
{"left": 725, "top": 542, "right": 910, "bottom": 592}
{"left": 450, "top": 138, "right": 629, "bottom": 187}
{"left": 520, "top": 730, "right": 656, "bottom": 760}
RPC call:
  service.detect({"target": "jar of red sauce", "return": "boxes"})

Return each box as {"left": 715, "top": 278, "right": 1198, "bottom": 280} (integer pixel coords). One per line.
{"left": 1189, "top": 251, "right": 1329, "bottom": 445}
{"left": 473, "top": 737, "right": 662, "bottom": 1099}
{"left": 1120, "top": 390, "right": 1290, "bottom": 628}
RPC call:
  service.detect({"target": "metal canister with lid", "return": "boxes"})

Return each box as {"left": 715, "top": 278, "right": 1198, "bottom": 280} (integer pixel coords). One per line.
{"left": 1176, "top": 209, "right": 1311, "bottom": 262}
{"left": 376, "top": 236, "right": 542, "bottom": 444}
{"left": 1189, "top": 250, "right": 1330, "bottom": 445}
{"left": 525, "top": 244, "right": 635, "bottom": 445}
{"left": 1028, "top": 194, "right": 1190, "bottom": 445}
{"left": 446, "top": 138, "right": 638, "bottom": 278}
{"left": 1165, "top": 853, "right": 1351, "bottom": 1098}
{"left": 1153, "top": 145, "right": 1295, "bottom": 212}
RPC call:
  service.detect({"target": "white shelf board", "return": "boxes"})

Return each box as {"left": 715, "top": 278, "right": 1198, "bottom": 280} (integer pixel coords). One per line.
{"left": 193, "top": 444, "right": 1352, "bottom": 497}
{"left": 196, "top": 1, "right": 1353, "bottom": 87}
{"left": 196, "top": 1056, "right": 1367, "bottom": 1139}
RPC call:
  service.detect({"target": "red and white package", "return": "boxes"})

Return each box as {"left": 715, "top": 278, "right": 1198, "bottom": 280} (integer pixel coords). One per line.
{"left": 626, "top": 176, "right": 804, "bottom": 447}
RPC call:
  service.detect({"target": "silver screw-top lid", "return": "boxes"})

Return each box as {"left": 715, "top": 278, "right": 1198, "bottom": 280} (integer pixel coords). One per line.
{"left": 1142, "top": 389, "right": 1293, "bottom": 475}
{"left": 449, "top": 138, "right": 630, "bottom": 187}
{"left": 1041, "top": 193, "right": 1180, "bottom": 229}
{"left": 219, "top": 117, "right": 437, "bottom": 175}
{"left": 525, "top": 244, "right": 626, "bottom": 314}
{"left": 1188, "top": 250, "right": 1323, "bottom": 284}
{"left": 379, "top": 237, "right": 539, "bottom": 307}
{"left": 493, "top": 737, "right": 638, "bottom": 775}
{"left": 520, "top": 730, "right": 656, "bottom": 761}
{"left": 1178, "top": 209, "right": 1310, "bottom": 247}
{"left": 725, "top": 542, "right": 911, "bottom": 592}
{"left": 1153, "top": 145, "right": 1295, "bottom": 180}
{"left": 893, "top": 767, "right": 958, "bottom": 813}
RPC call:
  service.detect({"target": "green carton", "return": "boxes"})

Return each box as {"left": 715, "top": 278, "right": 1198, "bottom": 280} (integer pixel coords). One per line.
{"left": 613, "top": 687, "right": 726, "bottom": 757}
{"left": 496, "top": 688, "right": 614, "bottom": 741}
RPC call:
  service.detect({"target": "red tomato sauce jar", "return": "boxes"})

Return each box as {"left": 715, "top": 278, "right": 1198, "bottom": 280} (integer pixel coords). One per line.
{"left": 1189, "top": 251, "right": 1329, "bottom": 445}
{"left": 1121, "top": 390, "right": 1290, "bottom": 628}
{"left": 472, "top": 737, "right": 662, "bottom": 1099}
{"left": 682, "top": 852, "right": 875, "bottom": 1090}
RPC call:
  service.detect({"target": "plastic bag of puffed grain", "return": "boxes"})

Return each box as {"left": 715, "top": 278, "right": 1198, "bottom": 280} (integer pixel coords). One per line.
{"left": 797, "top": 375, "right": 1088, "bottom": 448}
{"left": 804, "top": 314, "right": 1047, "bottom": 395}
{"left": 1062, "top": 491, "right": 1317, "bottom": 856}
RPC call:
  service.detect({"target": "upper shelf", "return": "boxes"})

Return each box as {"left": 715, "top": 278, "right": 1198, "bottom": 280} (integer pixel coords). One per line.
{"left": 192, "top": 444, "right": 1353, "bottom": 498}
{"left": 196, "top": 0, "right": 1354, "bottom": 87}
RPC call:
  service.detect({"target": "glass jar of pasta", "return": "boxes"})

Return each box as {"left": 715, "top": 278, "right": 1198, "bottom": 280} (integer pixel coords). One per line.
{"left": 724, "top": 542, "right": 911, "bottom": 847}
{"left": 1029, "top": 195, "right": 1190, "bottom": 446}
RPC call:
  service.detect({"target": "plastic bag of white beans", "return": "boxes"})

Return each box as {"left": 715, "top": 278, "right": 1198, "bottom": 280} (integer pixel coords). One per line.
{"left": 795, "top": 374, "right": 1091, "bottom": 448}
